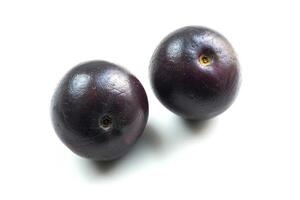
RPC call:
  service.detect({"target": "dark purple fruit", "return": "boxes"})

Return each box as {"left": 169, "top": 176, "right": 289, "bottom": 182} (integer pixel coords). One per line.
{"left": 51, "top": 61, "right": 148, "bottom": 161}
{"left": 150, "top": 26, "right": 240, "bottom": 120}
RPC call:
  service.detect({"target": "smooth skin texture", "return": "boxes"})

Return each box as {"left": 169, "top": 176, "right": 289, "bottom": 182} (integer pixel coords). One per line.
{"left": 51, "top": 61, "right": 148, "bottom": 161}
{"left": 150, "top": 26, "right": 240, "bottom": 120}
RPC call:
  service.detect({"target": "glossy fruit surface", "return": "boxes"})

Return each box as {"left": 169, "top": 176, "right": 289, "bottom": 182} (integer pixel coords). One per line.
{"left": 150, "top": 26, "right": 240, "bottom": 120}
{"left": 51, "top": 61, "right": 148, "bottom": 161}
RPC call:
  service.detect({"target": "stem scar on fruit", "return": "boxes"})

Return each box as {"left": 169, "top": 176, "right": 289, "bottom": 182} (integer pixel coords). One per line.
{"left": 99, "top": 115, "right": 112, "bottom": 130}
{"left": 199, "top": 54, "right": 213, "bottom": 67}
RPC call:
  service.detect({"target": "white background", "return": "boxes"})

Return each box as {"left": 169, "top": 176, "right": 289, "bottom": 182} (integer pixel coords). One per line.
{"left": 0, "top": 0, "right": 299, "bottom": 199}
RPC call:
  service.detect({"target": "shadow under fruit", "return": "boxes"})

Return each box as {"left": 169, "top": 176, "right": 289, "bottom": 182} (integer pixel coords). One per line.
{"left": 150, "top": 26, "right": 240, "bottom": 120}
{"left": 51, "top": 61, "right": 149, "bottom": 161}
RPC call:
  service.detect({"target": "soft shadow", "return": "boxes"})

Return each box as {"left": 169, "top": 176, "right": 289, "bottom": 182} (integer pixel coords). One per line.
{"left": 76, "top": 118, "right": 216, "bottom": 178}
{"left": 183, "top": 118, "right": 215, "bottom": 135}
{"left": 89, "top": 157, "right": 122, "bottom": 174}
{"left": 77, "top": 123, "right": 163, "bottom": 176}
{"left": 137, "top": 124, "right": 163, "bottom": 151}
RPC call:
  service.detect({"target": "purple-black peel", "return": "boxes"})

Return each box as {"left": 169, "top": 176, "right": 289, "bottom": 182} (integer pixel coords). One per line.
{"left": 51, "top": 61, "right": 148, "bottom": 161}
{"left": 150, "top": 26, "right": 240, "bottom": 120}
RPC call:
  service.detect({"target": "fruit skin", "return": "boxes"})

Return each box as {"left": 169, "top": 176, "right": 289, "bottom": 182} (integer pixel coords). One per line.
{"left": 51, "top": 61, "right": 148, "bottom": 161}
{"left": 150, "top": 26, "right": 240, "bottom": 120}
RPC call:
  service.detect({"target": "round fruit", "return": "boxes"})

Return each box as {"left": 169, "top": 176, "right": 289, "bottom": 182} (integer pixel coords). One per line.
{"left": 150, "top": 26, "right": 240, "bottom": 120}
{"left": 51, "top": 61, "right": 148, "bottom": 161}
